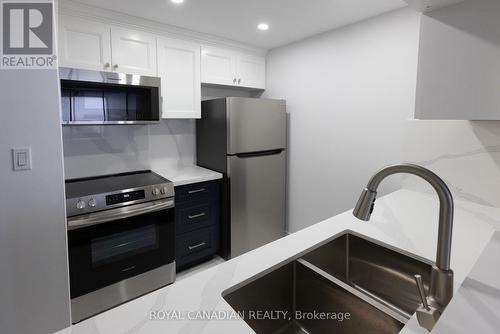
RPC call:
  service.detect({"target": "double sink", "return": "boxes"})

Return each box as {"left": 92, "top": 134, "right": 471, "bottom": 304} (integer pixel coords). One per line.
{"left": 222, "top": 232, "right": 432, "bottom": 334}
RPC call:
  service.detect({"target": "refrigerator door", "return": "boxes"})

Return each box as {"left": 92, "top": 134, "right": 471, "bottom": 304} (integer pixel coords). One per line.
{"left": 228, "top": 150, "right": 286, "bottom": 258}
{"left": 227, "top": 98, "right": 286, "bottom": 155}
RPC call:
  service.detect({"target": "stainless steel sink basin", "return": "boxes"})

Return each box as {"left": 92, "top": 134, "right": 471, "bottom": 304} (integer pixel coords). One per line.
{"left": 222, "top": 232, "right": 433, "bottom": 334}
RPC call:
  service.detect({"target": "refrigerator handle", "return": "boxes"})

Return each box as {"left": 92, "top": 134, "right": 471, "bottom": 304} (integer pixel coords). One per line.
{"left": 233, "top": 149, "right": 284, "bottom": 159}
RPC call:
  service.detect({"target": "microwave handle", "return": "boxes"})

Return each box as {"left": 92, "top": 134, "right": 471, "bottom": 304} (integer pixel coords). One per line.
{"left": 67, "top": 198, "right": 174, "bottom": 231}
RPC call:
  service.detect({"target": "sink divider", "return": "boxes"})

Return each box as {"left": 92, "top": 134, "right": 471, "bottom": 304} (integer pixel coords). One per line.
{"left": 345, "top": 234, "right": 350, "bottom": 285}
{"left": 296, "top": 258, "right": 410, "bottom": 324}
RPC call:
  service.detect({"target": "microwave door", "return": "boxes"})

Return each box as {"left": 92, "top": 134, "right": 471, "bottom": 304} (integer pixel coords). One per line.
{"left": 72, "top": 90, "right": 105, "bottom": 122}
{"left": 61, "top": 88, "right": 71, "bottom": 122}
{"left": 104, "top": 90, "right": 127, "bottom": 122}
{"left": 60, "top": 68, "right": 162, "bottom": 125}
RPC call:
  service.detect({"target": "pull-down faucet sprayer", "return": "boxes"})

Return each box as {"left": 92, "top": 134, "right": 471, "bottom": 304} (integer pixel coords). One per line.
{"left": 353, "top": 164, "right": 454, "bottom": 331}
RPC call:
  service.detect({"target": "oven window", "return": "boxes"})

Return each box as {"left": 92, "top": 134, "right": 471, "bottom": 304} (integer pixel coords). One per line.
{"left": 91, "top": 224, "right": 158, "bottom": 267}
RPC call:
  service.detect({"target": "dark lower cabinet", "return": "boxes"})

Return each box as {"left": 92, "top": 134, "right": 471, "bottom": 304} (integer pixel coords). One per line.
{"left": 175, "top": 180, "right": 220, "bottom": 271}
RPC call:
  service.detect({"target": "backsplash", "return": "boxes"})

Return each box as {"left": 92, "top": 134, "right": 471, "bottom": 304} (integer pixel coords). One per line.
{"left": 62, "top": 120, "right": 195, "bottom": 179}
{"left": 403, "top": 120, "right": 500, "bottom": 209}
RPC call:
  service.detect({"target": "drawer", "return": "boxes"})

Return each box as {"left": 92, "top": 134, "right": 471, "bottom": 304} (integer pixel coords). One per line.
{"left": 176, "top": 227, "right": 217, "bottom": 269}
{"left": 176, "top": 202, "right": 214, "bottom": 235}
{"left": 175, "top": 181, "right": 219, "bottom": 204}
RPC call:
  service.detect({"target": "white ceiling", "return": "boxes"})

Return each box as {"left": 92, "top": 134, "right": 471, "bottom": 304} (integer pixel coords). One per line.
{"left": 71, "top": 0, "right": 408, "bottom": 49}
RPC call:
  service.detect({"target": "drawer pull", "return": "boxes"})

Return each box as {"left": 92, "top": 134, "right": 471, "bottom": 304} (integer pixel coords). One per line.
{"left": 188, "top": 212, "right": 206, "bottom": 219}
{"left": 188, "top": 188, "right": 206, "bottom": 194}
{"left": 188, "top": 242, "right": 206, "bottom": 250}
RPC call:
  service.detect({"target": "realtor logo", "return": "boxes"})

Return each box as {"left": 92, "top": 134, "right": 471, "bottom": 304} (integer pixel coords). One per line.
{"left": 1, "top": 1, "right": 56, "bottom": 69}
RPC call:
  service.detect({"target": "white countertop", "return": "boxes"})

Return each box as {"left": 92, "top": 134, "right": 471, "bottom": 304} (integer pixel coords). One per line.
{"left": 153, "top": 165, "right": 222, "bottom": 187}
{"left": 55, "top": 188, "right": 500, "bottom": 334}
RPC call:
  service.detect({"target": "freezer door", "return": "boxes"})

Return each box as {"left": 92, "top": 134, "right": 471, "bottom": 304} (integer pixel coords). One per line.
{"left": 228, "top": 150, "right": 286, "bottom": 258}
{"left": 227, "top": 98, "right": 286, "bottom": 155}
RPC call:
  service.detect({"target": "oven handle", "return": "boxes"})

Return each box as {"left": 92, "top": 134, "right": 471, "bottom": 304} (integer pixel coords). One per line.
{"left": 67, "top": 198, "right": 175, "bottom": 231}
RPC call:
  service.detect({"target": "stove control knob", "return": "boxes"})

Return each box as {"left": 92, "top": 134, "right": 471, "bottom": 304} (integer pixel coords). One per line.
{"left": 161, "top": 186, "right": 168, "bottom": 195}
{"left": 76, "top": 200, "right": 86, "bottom": 210}
{"left": 88, "top": 198, "right": 96, "bottom": 208}
{"left": 152, "top": 188, "right": 160, "bottom": 196}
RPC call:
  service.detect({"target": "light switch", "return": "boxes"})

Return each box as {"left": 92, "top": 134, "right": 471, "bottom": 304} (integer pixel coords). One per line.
{"left": 17, "top": 151, "right": 27, "bottom": 166}
{"left": 12, "top": 148, "right": 32, "bottom": 171}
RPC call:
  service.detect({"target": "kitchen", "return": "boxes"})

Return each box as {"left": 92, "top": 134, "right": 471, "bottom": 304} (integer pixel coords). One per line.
{"left": 1, "top": 0, "right": 500, "bottom": 333}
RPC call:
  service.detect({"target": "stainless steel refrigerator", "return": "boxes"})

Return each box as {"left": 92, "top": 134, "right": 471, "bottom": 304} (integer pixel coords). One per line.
{"left": 197, "top": 97, "right": 287, "bottom": 259}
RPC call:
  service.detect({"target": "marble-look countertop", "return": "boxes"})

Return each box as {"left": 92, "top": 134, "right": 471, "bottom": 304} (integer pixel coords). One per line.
{"left": 153, "top": 165, "right": 222, "bottom": 187}
{"left": 54, "top": 188, "right": 500, "bottom": 334}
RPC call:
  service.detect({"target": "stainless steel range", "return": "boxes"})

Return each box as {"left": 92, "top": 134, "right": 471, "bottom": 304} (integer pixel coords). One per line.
{"left": 65, "top": 171, "right": 176, "bottom": 323}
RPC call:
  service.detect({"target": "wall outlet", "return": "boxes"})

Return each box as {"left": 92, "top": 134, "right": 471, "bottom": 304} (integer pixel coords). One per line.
{"left": 12, "top": 148, "right": 32, "bottom": 171}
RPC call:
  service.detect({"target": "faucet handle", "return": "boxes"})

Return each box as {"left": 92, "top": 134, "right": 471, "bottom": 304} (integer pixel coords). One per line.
{"left": 414, "top": 274, "right": 430, "bottom": 310}
{"left": 414, "top": 274, "right": 440, "bottom": 332}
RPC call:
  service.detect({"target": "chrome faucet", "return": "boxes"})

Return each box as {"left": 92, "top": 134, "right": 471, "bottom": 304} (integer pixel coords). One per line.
{"left": 353, "top": 164, "right": 454, "bottom": 331}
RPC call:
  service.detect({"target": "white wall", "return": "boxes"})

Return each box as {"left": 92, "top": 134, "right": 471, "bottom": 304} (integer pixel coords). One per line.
{"left": 265, "top": 3, "right": 500, "bottom": 233}
{"left": 264, "top": 8, "right": 421, "bottom": 232}
{"left": 0, "top": 5, "right": 71, "bottom": 334}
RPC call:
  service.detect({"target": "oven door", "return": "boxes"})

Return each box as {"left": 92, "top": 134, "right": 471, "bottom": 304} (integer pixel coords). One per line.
{"left": 68, "top": 199, "right": 175, "bottom": 299}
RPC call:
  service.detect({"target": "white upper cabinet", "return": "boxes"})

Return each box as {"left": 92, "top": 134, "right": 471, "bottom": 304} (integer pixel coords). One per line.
{"left": 58, "top": 16, "right": 112, "bottom": 71}
{"left": 415, "top": 1, "right": 500, "bottom": 120}
{"left": 201, "top": 46, "right": 237, "bottom": 86}
{"left": 110, "top": 27, "right": 157, "bottom": 76}
{"left": 58, "top": 17, "right": 157, "bottom": 76}
{"left": 403, "top": 0, "right": 464, "bottom": 12}
{"left": 157, "top": 38, "right": 201, "bottom": 119}
{"left": 201, "top": 46, "right": 266, "bottom": 89}
{"left": 236, "top": 54, "right": 266, "bottom": 89}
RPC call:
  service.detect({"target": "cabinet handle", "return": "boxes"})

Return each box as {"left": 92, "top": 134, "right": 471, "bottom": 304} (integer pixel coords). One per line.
{"left": 188, "top": 188, "right": 206, "bottom": 194}
{"left": 104, "top": 62, "right": 110, "bottom": 69}
{"left": 238, "top": 78, "right": 241, "bottom": 84}
{"left": 233, "top": 78, "right": 237, "bottom": 84}
{"left": 188, "top": 242, "right": 206, "bottom": 251}
{"left": 188, "top": 212, "right": 206, "bottom": 220}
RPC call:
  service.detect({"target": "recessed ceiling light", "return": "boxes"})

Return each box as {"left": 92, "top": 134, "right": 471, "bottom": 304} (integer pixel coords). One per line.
{"left": 171, "top": 0, "right": 184, "bottom": 4}
{"left": 257, "top": 23, "right": 269, "bottom": 31}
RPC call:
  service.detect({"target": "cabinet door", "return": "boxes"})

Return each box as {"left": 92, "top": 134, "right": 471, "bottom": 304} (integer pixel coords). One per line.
{"left": 236, "top": 54, "right": 266, "bottom": 89}
{"left": 157, "top": 38, "right": 201, "bottom": 119}
{"left": 201, "top": 46, "right": 237, "bottom": 86}
{"left": 58, "top": 16, "right": 112, "bottom": 71}
{"left": 110, "top": 27, "right": 157, "bottom": 76}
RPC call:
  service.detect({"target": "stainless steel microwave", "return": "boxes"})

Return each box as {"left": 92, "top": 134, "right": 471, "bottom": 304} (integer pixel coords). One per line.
{"left": 59, "top": 67, "right": 161, "bottom": 125}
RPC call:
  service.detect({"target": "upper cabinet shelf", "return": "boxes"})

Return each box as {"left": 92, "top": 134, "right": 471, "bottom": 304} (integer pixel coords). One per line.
{"left": 403, "top": 0, "right": 465, "bottom": 12}
{"left": 415, "top": 0, "right": 500, "bottom": 120}
{"left": 201, "top": 46, "right": 266, "bottom": 90}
